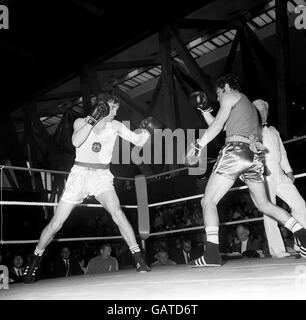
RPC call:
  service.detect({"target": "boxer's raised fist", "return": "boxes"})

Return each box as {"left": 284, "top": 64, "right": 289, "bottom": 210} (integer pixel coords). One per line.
{"left": 139, "top": 116, "right": 163, "bottom": 135}
{"left": 189, "top": 91, "right": 212, "bottom": 113}
{"left": 86, "top": 98, "right": 110, "bottom": 126}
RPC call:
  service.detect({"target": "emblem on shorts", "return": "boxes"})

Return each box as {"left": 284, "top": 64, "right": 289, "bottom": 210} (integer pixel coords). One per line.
{"left": 92, "top": 142, "right": 102, "bottom": 153}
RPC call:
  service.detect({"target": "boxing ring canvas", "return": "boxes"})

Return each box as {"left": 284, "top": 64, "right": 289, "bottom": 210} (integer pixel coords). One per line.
{"left": 1, "top": 256, "right": 306, "bottom": 300}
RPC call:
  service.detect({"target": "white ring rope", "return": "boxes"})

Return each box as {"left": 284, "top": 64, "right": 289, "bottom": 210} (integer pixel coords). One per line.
{"left": 0, "top": 132, "right": 306, "bottom": 245}
{"left": 149, "top": 217, "right": 264, "bottom": 237}
{"left": 283, "top": 135, "right": 306, "bottom": 145}
{"left": 3, "top": 172, "right": 305, "bottom": 209}
{"left": 0, "top": 165, "right": 134, "bottom": 181}
{"left": 1, "top": 134, "right": 305, "bottom": 182}
{"left": 147, "top": 173, "right": 306, "bottom": 207}
{"left": 0, "top": 201, "right": 137, "bottom": 209}
{"left": 0, "top": 235, "right": 124, "bottom": 245}
{"left": 1, "top": 173, "right": 305, "bottom": 244}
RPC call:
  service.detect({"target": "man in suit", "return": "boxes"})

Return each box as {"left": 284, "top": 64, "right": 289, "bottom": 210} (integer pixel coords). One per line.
{"left": 170, "top": 239, "right": 203, "bottom": 264}
{"left": 231, "top": 224, "right": 263, "bottom": 257}
{"left": 9, "top": 254, "right": 25, "bottom": 283}
{"left": 51, "top": 246, "right": 84, "bottom": 278}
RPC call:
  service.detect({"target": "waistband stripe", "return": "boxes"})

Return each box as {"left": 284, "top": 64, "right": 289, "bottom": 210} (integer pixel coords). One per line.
{"left": 74, "top": 161, "right": 110, "bottom": 169}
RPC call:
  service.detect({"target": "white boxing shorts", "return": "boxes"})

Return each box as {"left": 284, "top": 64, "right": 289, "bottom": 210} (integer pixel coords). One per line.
{"left": 61, "top": 164, "right": 115, "bottom": 204}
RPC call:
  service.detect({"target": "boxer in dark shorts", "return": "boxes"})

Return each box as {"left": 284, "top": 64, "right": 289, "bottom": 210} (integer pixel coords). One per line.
{"left": 186, "top": 74, "right": 306, "bottom": 266}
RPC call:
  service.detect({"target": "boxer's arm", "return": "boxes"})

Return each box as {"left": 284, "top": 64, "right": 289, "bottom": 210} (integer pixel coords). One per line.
{"left": 198, "top": 93, "right": 239, "bottom": 148}
{"left": 116, "top": 121, "right": 150, "bottom": 147}
{"left": 201, "top": 111, "right": 227, "bottom": 131}
{"left": 71, "top": 118, "right": 93, "bottom": 148}
{"left": 201, "top": 111, "right": 215, "bottom": 126}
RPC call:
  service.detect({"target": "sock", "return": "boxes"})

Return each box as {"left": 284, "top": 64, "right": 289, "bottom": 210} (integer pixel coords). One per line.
{"left": 284, "top": 217, "right": 303, "bottom": 234}
{"left": 129, "top": 245, "right": 141, "bottom": 255}
{"left": 34, "top": 247, "right": 45, "bottom": 256}
{"left": 206, "top": 226, "right": 219, "bottom": 244}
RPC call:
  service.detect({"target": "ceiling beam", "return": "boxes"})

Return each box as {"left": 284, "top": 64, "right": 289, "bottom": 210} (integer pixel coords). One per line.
{"left": 96, "top": 59, "right": 160, "bottom": 71}
{"left": 37, "top": 91, "right": 81, "bottom": 102}
{"left": 69, "top": 0, "right": 104, "bottom": 17}
{"left": 223, "top": 30, "right": 239, "bottom": 75}
{"left": 148, "top": 76, "right": 162, "bottom": 115}
{"left": 159, "top": 27, "right": 177, "bottom": 130}
{"left": 0, "top": 41, "right": 37, "bottom": 60}
{"left": 167, "top": 23, "right": 215, "bottom": 100}
{"left": 245, "top": 24, "right": 276, "bottom": 81}
{"left": 238, "top": 27, "right": 260, "bottom": 100}
{"left": 177, "top": 18, "right": 243, "bottom": 30}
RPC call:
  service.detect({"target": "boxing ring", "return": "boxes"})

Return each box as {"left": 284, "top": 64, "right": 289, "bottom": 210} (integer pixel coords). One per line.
{"left": 1, "top": 136, "right": 306, "bottom": 300}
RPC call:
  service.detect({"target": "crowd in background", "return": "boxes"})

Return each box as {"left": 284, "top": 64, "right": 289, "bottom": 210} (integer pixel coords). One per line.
{"left": 0, "top": 189, "right": 298, "bottom": 285}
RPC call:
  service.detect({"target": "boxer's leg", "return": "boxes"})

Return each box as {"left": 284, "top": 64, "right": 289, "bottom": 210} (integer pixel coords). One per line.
{"left": 96, "top": 190, "right": 150, "bottom": 272}
{"left": 23, "top": 200, "right": 76, "bottom": 283}
{"left": 23, "top": 166, "right": 86, "bottom": 283}
{"left": 37, "top": 200, "right": 76, "bottom": 250}
{"left": 190, "top": 172, "right": 235, "bottom": 267}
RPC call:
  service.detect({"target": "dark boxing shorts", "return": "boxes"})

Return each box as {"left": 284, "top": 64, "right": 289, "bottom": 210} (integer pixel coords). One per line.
{"left": 212, "top": 141, "right": 265, "bottom": 183}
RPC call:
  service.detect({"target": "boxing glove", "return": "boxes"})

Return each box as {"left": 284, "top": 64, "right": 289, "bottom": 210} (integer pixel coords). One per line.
{"left": 86, "top": 97, "right": 110, "bottom": 126}
{"left": 189, "top": 91, "right": 213, "bottom": 113}
{"left": 139, "top": 116, "right": 163, "bottom": 135}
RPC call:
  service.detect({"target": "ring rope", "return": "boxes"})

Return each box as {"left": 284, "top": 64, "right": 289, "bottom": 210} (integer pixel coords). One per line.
{"left": 2, "top": 172, "right": 304, "bottom": 243}
{"left": 147, "top": 172, "right": 306, "bottom": 207}
{"left": 1, "top": 173, "right": 306, "bottom": 209}
{"left": 1, "top": 134, "right": 305, "bottom": 182}
{"left": 0, "top": 217, "right": 265, "bottom": 244}
{"left": 0, "top": 235, "right": 124, "bottom": 245}
{"left": 149, "top": 217, "right": 264, "bottom": 237}
{"left": 0, "top": 165, "right": 134, "bottom": 181}
{"left": 0, "top": 201, "right": 137, "bottom": 209}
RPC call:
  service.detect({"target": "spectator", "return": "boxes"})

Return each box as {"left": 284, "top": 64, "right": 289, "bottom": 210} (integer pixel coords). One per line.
{"left": 151, "top": 250, "right": 176, "bottom": 267}
{"left": 86, "top": 243, "right": 119, "bottom": 275}
{"left": 10, "top": 254, "right": 25, "bottom": 283}
{"left": 51, "top": 246, "right": 84, "bottom": 278}
{"left": 231, "top": 225, "right": 263, "bottom": 257}
{"left": 170, "top": 239, "right": 203, "bottom": 264}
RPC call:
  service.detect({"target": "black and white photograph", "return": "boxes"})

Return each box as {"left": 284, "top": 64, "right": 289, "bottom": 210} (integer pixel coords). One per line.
{"left": 1, "top": 0, "right": 306, "bottom": 307}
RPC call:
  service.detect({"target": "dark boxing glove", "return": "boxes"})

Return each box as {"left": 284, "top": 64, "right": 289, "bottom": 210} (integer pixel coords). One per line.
{"left": 139, "top": 116, "right": 163, "bottom": 135}
{"left": 189, "top": 91, "right": 213, "bottom": 113}
{"left": 185, "top": 139, "right": 204, "bottom": 166}
{"left": 86, "top": 96, "right": 110, "bottom": 126}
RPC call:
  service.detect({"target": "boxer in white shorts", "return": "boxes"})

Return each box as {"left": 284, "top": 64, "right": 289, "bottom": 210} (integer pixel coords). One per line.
{"left": 23, "top": 94, "right": 162, "bottom": 283}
